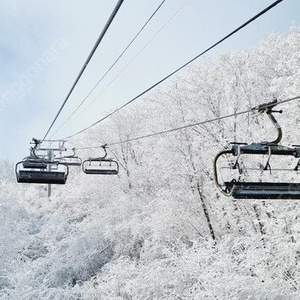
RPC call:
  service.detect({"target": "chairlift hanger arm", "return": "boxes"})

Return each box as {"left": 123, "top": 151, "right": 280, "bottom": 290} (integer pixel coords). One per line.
{"left": 266, "top": 109, "right": 282, "bottom": 144}
{"left": 62, "top": 148, "right": 76, "bottom": 158}
{"left": 213, "top": 150, "right": 233, "bottom": 196}
{"left": 253, "top": 99, "right": 278, "bottom": 113}
{"left": 29, "top": 138, "right": 42, "bottom": 158}
{"left": 252, "top": 99, "right": 283, "bottom": 144}
{"left": 31, "top": 138, "right": 41, "bottom": 146}
{"left": 87, "top": 144, "right": 108, "bottom": 161}
{"left": 230, "top": 98, "right": 300, "bottom": 156}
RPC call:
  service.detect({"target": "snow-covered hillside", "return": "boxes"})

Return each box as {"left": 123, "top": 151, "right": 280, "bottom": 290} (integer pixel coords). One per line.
{"left": 1, "top": 27, "right": 300, "bottom": 299}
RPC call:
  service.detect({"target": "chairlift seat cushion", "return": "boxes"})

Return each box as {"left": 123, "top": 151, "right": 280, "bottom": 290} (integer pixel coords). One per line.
{"left": 17, "top": 170, "right": 67, "bottom": 184}
{"left": 225, "top": 182, "right": 300, "bottom": 199}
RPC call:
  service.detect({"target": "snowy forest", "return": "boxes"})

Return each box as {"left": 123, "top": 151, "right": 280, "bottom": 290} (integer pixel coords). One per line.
{"left": 1, "top": 27, "right": 300, "bottom": 299}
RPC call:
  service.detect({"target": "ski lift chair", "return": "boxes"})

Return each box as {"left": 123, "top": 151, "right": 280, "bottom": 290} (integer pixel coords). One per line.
{"left": 82, "top": 145, "right": 119, "bottom": 175}
{"left": 213, "top": 100, "right": 300, "bottom": 199}
{"left": 16, "top": 161, "right": 69, "bottom": 184}
{"left": 58, "top": 148, "right": 82, "bottom": 166}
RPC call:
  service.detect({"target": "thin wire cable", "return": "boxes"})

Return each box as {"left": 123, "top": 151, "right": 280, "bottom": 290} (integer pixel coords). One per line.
{"left": 61, "top": 0, "right": 188, "bottom": 135}
{"left": 75, "top": 96, "right": 300, "bottom": 150}
{"left": 63, "top": 0, "right": 284, "bottom": 140}
{"left": 50, "top": 0, "right": 167, "bottom": 139}
{"left": 68, "top": 0, "right": 188, "bottom": 128}
{"left": 42, "top": 0, "right": 125, "bottom": 141}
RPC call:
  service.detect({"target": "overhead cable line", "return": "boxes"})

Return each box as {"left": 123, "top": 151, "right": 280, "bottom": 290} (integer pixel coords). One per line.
{"left": 63, "top": 0, "right": 284, "bottom": 140}
{"left": 50, "top": 0, "right": 167, "bottom": 139}
{"left": 75, "top": 96, "right": 300, "bottom": 150}
{"left": 53, "top": 0, "right": 188, "bottom": 139}
{"left": 66, "top": 0, "right": 189, "bottom": 132}
{"left": 42, "top": 0, "right": 125, "bottom": 142}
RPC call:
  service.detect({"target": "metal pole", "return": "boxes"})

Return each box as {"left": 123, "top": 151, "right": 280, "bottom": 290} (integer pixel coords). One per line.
{"left": 47, "top": 182, "right": 51, "bottom": 200}
{"left": 47, "top": 150, "right": 53, "bottom": 200}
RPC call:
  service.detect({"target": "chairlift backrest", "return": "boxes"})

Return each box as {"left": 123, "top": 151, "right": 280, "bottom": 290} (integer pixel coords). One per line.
{"left": 22, "top": 160, "right": 47, "bottom": 169}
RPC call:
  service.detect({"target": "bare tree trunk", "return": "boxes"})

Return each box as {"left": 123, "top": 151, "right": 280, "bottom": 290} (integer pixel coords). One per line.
{"left": 175, "top": 97, "right": 217, "bottom": 241}
{"left": 196, "top": 181, "right": 216, "bottom": 241}
{"left": 253, "top": 204, "right": 266, "bottom": 236}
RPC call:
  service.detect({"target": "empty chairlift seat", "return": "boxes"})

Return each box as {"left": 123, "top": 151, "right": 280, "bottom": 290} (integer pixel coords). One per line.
{"left": 213, "top": 99, "right": 300, "bottom": 200}
{"left": 16, "top": 161, "right": 69, "bottom": 184}
{"left": 82, "top": 158, "right": 119, "bottom": 175}
{"left": 57, "top": 148, "right": 82, "bottom": 166}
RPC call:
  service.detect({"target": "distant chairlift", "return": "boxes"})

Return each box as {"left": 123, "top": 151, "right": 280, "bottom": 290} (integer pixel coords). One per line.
{"left": 16, "top": 140, "right": 69, "bottom": 184}
{"left": 57, "top": 148, "right": 82, "bottom": 167}
{"left": 213, "top": 99, "right": 300, "bottom": 199}
{"left": 82, "top": 145, "right": 119, "bottom": 175}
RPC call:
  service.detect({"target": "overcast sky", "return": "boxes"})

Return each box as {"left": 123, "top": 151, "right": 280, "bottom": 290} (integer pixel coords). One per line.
{"left": 0, "top": 0, "right": 299, "bottom": 162}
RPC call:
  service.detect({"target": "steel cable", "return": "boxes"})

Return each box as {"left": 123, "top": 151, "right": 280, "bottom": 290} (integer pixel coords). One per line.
{"left": 42, "top": 0, "right": 125, "bottom": 141}
{"left": 63, "top": 0, "right": 284, "bottom": 140}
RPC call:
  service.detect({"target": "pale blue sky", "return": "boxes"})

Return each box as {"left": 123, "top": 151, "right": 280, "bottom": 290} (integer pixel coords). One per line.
{"left": 0, "top": 0, "right": 299, "bottom": 161}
